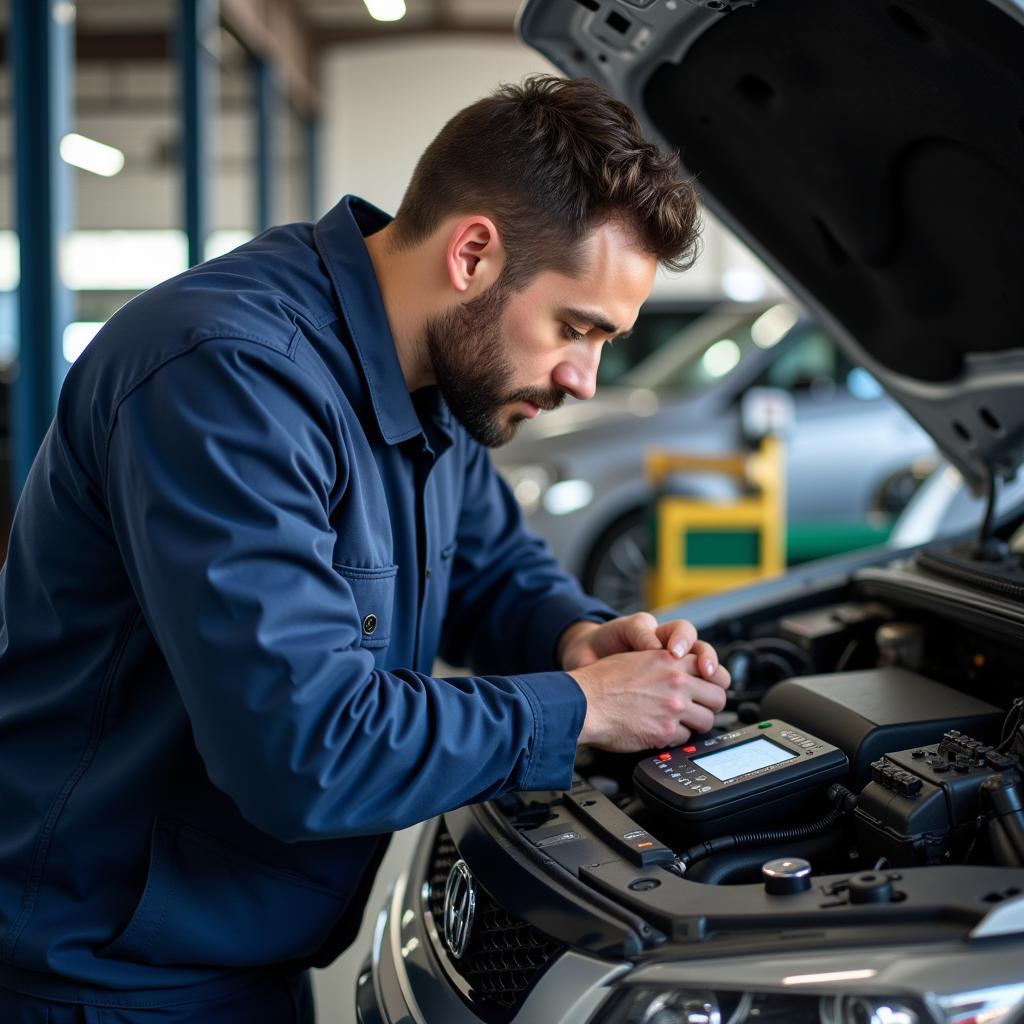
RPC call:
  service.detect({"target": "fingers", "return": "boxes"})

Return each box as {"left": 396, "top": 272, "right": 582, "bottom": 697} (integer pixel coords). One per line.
{"left": 655, "top": 618, "right": 698, "bottom": 658}
{"left": 691, "top": 639, "right": 727, "bottom": 683}
{"left": 687, "top": 675, "right": 730, "bottom": 714}
{"left": 661, "top": 722, "right": 693, "bottom": 748}
{"left": 652, "top": 658, "right": 729, "bottom": 739}
{"left": 572, "top": 647, "right": 730, "bottom": 753}
{"left": 709, "top": 662, "right": 731, "bottom": 690}
{"left": 621, "top": 612, "right": 662, "bottom": 652}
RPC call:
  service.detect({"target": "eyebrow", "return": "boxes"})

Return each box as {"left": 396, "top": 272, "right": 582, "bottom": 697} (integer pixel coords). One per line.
{"left": 560, "top": 306, "right": 632, "bottom": 339}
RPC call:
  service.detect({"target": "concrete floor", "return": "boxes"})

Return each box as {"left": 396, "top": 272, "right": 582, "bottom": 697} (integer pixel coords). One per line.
{"left": 311, "top": 824, "right": 424, "bottom": 1024}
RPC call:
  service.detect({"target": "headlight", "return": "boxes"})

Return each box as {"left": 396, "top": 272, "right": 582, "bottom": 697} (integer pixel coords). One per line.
{"left": 595, "top": 984, "right": 1024, "bottom": 1024}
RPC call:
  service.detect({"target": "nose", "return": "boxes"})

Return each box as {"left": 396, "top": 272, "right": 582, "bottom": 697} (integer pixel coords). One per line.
{"left": 552, "top": 346, "right": 600, "bottom": 402}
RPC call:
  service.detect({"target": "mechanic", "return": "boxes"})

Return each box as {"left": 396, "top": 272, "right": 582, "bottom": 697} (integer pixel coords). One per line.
{"left": 0, "top": 76, "right": 730, "bottom": 1022}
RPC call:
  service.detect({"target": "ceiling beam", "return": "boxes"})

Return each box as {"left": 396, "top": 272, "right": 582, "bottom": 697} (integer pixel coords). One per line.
{"left": 311, "top": 20, "right": 515, "bottom": 46}
{"left": 0, "top": 30, "right": 170, "bottom": 63}
{"left": 219, "top": 0, "right": 320, "bottom": 117}
{"left": 0, "top": 14, "right": 513, "bottom": 91}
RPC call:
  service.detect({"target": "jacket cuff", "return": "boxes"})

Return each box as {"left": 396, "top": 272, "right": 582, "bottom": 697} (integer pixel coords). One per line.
{"left": 509, "top": 671, "right": 587, "bottom": 791}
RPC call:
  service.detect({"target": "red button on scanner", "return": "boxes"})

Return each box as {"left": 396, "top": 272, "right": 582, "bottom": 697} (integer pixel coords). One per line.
{"left": 683, "top": 745, "right": 697, "bottom": 754}
{"left": 657, "top": 753, "right": 672, "bottom": 761}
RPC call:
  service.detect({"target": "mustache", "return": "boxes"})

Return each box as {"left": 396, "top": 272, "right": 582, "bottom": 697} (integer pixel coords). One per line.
{"left": 505, "top": 388, "right": 567, "bottom": 413}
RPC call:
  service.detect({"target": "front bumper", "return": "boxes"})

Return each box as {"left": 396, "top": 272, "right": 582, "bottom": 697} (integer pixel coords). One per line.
{"left": 356, "top": 800, "right": 1024, "bottom": 1024}
{"left": 355, "top": 819, "right": 628, "bottom": 1024}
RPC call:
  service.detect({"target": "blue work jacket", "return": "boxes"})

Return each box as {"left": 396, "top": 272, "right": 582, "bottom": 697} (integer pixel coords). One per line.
{"left": 0, "top": 196, "right": 612, "bottom": 1006}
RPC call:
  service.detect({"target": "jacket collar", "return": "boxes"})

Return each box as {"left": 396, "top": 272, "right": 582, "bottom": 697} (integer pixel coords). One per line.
{"left": 313, "top": 195, "right": 426, "bottom": 446}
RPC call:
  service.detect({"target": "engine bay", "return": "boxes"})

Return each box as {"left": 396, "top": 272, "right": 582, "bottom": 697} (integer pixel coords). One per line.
{"left": 604, "top": 600, "right": 1020, "bottom": 885}
{"left": 478, "top": 545, "right": 1024, "bottom": 930}
{"left": 424, "top": 535, "right": 1024, "bottom": 1024}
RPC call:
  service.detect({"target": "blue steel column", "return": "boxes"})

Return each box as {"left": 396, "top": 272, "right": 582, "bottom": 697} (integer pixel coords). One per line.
{"left": 253, "top": 57, "right": 277, "bottom": 233}
{"left": 179, "top": 0, "right": 218, "bottom": 267}
{"left": 305, "top": 116, "right": 321, "bottom": 222}
{"left": 10, "top": 0, "right": 74, "bottom": 498}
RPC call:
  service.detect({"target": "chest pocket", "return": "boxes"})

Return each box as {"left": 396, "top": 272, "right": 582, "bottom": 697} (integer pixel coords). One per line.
{"left": 333, "top": 563, "right": 398, "bottom": 649}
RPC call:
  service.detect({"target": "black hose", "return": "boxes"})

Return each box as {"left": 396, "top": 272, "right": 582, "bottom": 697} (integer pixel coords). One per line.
{"left": 983, "top": 773, "right": 1024, "bottom": 867}
{"left": 676, "top": 785, "right": 857, "bottom": 873}
{"left": 685, "top": 830, "right": 845, "bottom": 885}
{"left": 976, "top": 471, "right": 999, "bottom": 556}
{"left": 748, "top": 636, "right": 815, "bottom": 672}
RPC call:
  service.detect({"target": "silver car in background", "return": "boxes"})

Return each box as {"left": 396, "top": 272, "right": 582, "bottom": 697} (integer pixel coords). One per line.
{"left": 496, "top": 301, "right": 936, "bottom": 611}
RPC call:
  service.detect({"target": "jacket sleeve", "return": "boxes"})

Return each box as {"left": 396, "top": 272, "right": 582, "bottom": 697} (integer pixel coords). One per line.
{"left": 439, "top": 437, "right": 616, "bottom": 676}
{"left": 104, "top": 337, "right": 586, "bottom": 842}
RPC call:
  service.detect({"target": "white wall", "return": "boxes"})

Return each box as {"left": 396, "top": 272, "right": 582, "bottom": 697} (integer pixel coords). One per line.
{"left": 320, "top": 37, "right": 557, "bottom": 217}
{"left": 318, "top": 36, "right": 784, "bottom": 304}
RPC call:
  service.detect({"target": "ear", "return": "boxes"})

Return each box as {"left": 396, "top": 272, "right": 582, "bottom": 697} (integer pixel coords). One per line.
{"left": 445, "top": 216, "right": 505, "bottom": 296}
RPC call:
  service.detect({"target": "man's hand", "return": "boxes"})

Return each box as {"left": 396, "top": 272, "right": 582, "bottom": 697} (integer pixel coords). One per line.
{"left": 569, "top": 649, "right": 731, "bottom": 751}
{"left": 558, "top": 613, "right": 722, "bottom": 680}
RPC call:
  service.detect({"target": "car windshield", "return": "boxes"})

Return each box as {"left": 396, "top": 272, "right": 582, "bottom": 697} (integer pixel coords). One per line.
{"left": 620, "top": 303, "right": 799, "bottom": 392}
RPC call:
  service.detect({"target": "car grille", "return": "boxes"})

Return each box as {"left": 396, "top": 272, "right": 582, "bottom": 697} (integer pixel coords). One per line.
{"left": 426, "top": 826, "right": 564, "bottom": 1015}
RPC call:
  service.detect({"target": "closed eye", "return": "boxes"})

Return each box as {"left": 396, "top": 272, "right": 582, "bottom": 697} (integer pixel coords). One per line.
{"left": 562, "top": 323, "right": 586, "bottom": 342}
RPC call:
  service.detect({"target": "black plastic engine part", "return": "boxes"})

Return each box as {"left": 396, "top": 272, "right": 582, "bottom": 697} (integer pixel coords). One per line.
{"left": 853, "top": 732, "right": 1021, "bottom": 867}
{"left": 777, "top": 601, "right": 891, "bottom": 667}
{"left": 760, "top": 668, "right": 1003, "bottom": 784}
{"left": 847, "top": 871, "right": 896, "bottom": 904}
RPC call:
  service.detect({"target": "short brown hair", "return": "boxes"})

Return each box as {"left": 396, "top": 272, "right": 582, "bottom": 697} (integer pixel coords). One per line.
{"left": 391, "top": 75, "right": 700, "bottom": 290}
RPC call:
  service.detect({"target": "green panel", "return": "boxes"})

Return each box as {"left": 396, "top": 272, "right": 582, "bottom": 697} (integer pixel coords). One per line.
{"left": 786, "top": 521, "right": 892, "bottom": 564}
{"left": 684, "top": 528, "right": 761, "bottom": 568}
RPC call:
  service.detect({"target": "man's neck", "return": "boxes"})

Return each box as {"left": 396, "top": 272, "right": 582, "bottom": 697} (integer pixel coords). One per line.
{"left": 363, "top": 224, "right": 436, "bottom": 392}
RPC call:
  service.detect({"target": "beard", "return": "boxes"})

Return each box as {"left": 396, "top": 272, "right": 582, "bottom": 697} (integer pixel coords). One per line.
{"left": 424, "top": 283, "right": 565, "bottom": 448}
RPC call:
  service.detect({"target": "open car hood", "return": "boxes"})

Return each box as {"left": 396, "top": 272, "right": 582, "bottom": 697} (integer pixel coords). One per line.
{"left": 518, "top": 0, "right": 1024, "bottom": 494}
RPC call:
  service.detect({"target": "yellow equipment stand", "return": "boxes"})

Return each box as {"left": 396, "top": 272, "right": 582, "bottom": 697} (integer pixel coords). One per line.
{"left": 646, "top": 435, "right": 786, "bottom": 608}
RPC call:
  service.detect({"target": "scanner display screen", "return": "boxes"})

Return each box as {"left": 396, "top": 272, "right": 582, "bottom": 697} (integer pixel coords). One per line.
{"left": 691, "top": 737, "right": 797, "bottom": 782}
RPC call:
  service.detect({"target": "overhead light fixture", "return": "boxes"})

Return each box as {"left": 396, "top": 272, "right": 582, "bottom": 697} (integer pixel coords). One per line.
{"left": 363, "top": 0, "right": 406, "bottom": 22}
{"left": 60, "top": 133, "right": 125, "bottom": 177}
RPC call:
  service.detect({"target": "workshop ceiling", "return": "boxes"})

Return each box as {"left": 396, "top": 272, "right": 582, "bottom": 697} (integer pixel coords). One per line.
{"left": 0, "top": 0, "right": 524, "bottom": 116}
{"left": 71, "top": 0, "right": 521, "bottom": 40}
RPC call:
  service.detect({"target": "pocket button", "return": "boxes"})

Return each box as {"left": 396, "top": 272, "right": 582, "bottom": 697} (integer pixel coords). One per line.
{"left": 362, "top": 614, "right": 378, "bottom": 636}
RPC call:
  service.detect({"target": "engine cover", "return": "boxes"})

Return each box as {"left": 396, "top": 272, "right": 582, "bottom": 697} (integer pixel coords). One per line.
{"left": 760, "top": 668, "right": 1003, "bottom": 783}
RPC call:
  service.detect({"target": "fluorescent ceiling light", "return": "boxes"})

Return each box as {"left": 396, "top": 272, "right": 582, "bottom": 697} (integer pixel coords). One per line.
{"left": 60, "top": 133, "right": 125, "bottom": 177}
{"left": 0, "top": 229, "right": 264, "bottom": 294}
{"left": 363, "top": 0, "right": 406, "bottom": 21}
{"left": 57, "top": 230, "right": 250, "bottom": 291}
{"left": 0, "top": 233, "right": 18, "bottom": 291}
{"left": 62, "top": 231, "right": 187, "bottom": 290}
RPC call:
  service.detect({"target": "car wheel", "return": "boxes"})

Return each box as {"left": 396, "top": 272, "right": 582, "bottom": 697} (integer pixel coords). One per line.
{"left": 581, "top": 508, "right": 650, "bottom": 614}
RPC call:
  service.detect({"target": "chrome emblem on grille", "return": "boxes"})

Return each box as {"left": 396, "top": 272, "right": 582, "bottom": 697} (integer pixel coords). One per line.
{"left": 442, "top": 859, "right": 477, "bottom": 959}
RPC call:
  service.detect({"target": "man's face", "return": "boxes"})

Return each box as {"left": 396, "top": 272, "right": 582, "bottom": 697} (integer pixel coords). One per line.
{"left": 426, "top": 219, "right": 657, "bottom": 448}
